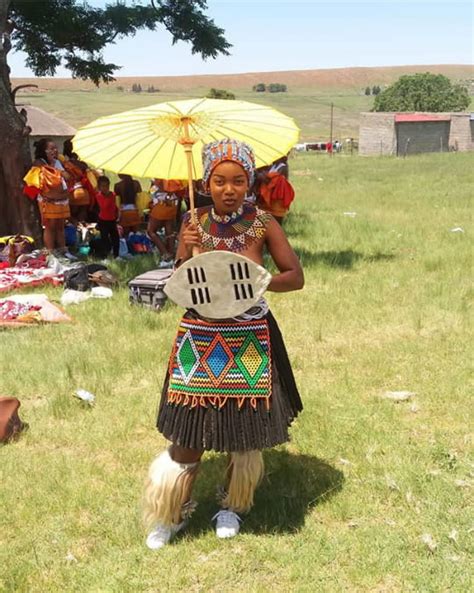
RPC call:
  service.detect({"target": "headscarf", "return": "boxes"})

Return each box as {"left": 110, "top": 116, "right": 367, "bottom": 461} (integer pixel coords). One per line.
{"left": 202, "top": 139, "right": 256, "bottom": 190}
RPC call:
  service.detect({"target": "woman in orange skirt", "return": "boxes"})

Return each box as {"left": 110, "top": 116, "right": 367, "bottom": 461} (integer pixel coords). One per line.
{"left": 114, "top": 174, "right": 142, "bottom": 234}
{"left": 147, "top": 179, "right": 183, "bottom": 261}
{"left": 61, "top": 139, "right": 91, "bottom": 224}
{"left": 26, "top": 138, "right": 71, "bottom": 251}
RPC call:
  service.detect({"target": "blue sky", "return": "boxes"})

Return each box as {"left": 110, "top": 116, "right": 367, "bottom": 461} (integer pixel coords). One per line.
{"left": 8, "top": 1, "right": 473, "bottom": 78}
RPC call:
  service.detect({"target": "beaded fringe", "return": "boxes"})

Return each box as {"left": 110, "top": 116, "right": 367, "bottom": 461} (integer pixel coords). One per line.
{"left": 167, "top": 392, "right": 270, "bottom": 411}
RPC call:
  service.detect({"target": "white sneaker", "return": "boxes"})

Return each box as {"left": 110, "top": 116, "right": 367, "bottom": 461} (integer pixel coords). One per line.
{"left": 145, "top": 520, "right": 186, "bottom": 550}
{"left": 64, "top": 251, "right": 79, "bottom": 261}
{"left": 158, "top": 258, "right": 174, "bottom": 269}
{"left": 212, "top": 510, "right": 242, "bottom": 539}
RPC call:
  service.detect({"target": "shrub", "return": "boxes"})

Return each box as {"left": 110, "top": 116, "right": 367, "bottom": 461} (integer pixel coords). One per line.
{"left": 373, "top": 73, "right": 469, "bottom": 112}
{"left": 267, "top": 83, "right": 287, "bottom": 93}
{"left": 206, "top": 88, "right": 235, "bottom": 100}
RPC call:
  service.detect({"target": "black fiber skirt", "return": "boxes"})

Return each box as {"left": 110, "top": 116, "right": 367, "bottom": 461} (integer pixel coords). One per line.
{"left": 156, "top": 311, "right": 303, "bottom": 452}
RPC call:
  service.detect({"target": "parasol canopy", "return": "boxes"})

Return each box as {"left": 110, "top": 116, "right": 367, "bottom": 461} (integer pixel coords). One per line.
{"left": 72, "top": 98, "right": 299, "bottom": 181}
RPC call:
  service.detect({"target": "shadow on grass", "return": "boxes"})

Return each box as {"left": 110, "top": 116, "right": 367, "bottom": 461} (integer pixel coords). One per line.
{"left": 295, "top": 248, "right": 395, "bottom": 269}
{"left": 189, "top": 450, "right": 344, "bottom": 536}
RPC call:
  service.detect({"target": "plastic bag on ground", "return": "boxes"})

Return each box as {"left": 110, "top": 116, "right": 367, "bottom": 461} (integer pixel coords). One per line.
{"left": 61, "top": 289, "right": 91, "bottom": 306}
{"left": 91, "top": 286, "right": 113, "bottom": 299}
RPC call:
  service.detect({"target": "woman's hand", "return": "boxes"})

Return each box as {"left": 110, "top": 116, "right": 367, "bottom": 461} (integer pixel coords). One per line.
{"left": 181, "top": 223, "right": 201, "bottom": 257}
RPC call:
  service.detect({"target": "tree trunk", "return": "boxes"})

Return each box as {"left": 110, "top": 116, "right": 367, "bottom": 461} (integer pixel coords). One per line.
{"left": 0, "top": 0, "right": 41, "bottom": 241}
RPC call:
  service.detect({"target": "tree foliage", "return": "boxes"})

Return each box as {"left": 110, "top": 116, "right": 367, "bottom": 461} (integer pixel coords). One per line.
{"left": 373, "top": 73, "right": 469, "bottom": 112}
{"left": 252, "top": 82, "right": 287, "bottom": 93}
{"left": 7, "top": 0, "right": 231, "bottom": 85}
{"left": 267, "top": 83, "right": 287, "bottom": 93}
{"left": 206, "top": 87, "right": 235, "bottom": 100}
{"left": 0, "top": 0, "right": 231, "bottom": 237}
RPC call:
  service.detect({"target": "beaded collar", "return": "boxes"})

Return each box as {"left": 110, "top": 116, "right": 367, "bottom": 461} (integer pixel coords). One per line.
{"left": 210, "top": 205, "right": 244, "bottom": 224}
{"left": 189, "top": 205, "right": 271, "bottom": 252}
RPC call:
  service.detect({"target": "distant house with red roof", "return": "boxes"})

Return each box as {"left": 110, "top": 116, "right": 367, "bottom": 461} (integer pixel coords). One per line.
{"left": 359, "top": 112, "right": 474, "bottom": 156}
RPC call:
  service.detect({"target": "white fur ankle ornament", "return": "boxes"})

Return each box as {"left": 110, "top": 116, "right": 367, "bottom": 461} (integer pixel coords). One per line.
{"left": 164, "top": 251, "right": 271, "bottom": 319}
{"left": 143, "top": 449, "right": 199, "bottom": 529}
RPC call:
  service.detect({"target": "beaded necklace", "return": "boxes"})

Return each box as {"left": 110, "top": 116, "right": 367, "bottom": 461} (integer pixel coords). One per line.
{"left": 194, "top": 204, "right": 271, "bottom": 252}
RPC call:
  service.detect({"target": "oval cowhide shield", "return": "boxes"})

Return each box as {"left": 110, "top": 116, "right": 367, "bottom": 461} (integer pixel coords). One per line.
{"left": 164, "top": 251, "right": 272, "bottom": 319}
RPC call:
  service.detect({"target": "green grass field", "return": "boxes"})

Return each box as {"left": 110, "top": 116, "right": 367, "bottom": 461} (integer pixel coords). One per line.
{"left": 1, "top": 151, "right": 473, "bottom": 592}
{"left": 20, "top": 86, "right": 374, "bottom": 141}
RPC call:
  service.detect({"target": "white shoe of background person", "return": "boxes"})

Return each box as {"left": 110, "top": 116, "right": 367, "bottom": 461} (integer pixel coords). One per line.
{"left": 145, "top": 520, "right": 186, "bottom": 550}
{"left": 212, "top": 510, "right": 242, "bottom": 539}
{"left": 158, "top": 257, "right": 174, "bottom": 269}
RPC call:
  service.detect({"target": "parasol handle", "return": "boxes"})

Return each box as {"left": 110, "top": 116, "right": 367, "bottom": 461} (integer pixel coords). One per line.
{"left": 183, "top": 144, "right": 197, "bottom": 226}
{"left": 181, "top": 118, "right": 198, "bottom": 256}
{"left": 181, "top": 118, "right": 197, "bottom": 226}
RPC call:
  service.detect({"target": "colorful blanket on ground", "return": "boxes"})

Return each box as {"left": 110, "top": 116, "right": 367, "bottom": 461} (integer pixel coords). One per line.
{"left": 0, "top": 300, "right": 41, "bottom": 322}
{"left": 0, "top": 255, "right": 63, "bottom": 293}
{"left": 0, "top": 294, "right": 71, "bottom": 326}
{"left": 168, "top": 316, "right": 272, "bottom": 410}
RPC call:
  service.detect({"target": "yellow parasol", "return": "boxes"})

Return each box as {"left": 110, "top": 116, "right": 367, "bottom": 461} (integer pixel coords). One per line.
{"left": 73, "top": 98, "right": 299, "bottom": 222}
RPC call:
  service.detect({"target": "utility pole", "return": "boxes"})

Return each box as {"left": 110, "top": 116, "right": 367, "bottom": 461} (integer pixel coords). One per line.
{"left": 329, "top": 102, "right": 334, "bottom": 157}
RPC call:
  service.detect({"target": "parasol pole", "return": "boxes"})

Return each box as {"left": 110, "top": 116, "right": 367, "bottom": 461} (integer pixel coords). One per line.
{"left": 181, "top": 118, "right": 197, "bottom": 226}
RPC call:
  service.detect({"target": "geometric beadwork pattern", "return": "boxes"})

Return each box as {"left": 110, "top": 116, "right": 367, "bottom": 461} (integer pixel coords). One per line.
{"left": 201, "top": 334, "right": 234, "bottom": 388}
{"left": 168, "top": 316, "right": 272, "bottom": 409}
{"left": 176, "top": 329, "right": 200, "bottom": 385}
{"left": 235, "top": 333, "right": 269, "bottom": 388}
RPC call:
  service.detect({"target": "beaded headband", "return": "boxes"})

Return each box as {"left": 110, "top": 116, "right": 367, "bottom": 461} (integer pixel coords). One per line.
{"left": 202, "top": 139, "right": 256, "bottom": 190}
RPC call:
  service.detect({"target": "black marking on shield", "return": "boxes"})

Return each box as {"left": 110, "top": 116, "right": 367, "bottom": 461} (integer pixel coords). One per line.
{"left": 191, "top": 286, "right": 211, "bottom": 304}
{"left": 230, "top": 262, "right": 253, "bottom": 303}
{"left": 187, "top": 267, "right": 210, "bottom": 304}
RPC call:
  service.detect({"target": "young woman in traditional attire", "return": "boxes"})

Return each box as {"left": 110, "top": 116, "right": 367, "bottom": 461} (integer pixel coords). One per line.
{"left": 257, "top": 155, "right": 295, "bottom": 224}
{"left": 146, "top": 178, "right": 184, "bottom": 262}
{"left": 24, "top": 138, "right": 71, "bottom": 251}
{"left": 60, "top": 139, "right": 92, "bottom": 225}
{"left": 114, "top": 174, "right": 142, "bottom": 233}
{"left": 143, "top": 139, "right": 304, "bottom": 550}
